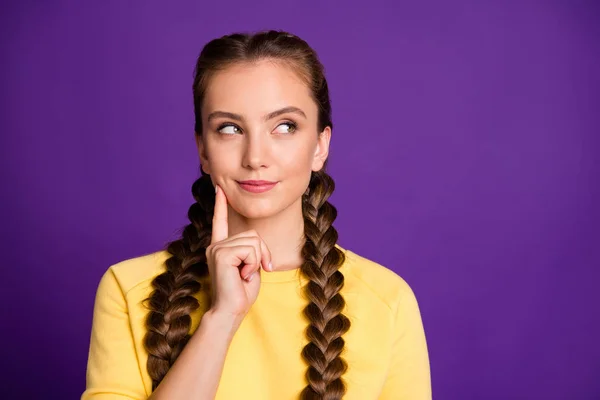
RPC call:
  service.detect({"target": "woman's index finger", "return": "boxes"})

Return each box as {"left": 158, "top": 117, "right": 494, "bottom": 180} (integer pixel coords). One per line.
{"left": 211, "top": 184, "right": 228, "bottom": 244}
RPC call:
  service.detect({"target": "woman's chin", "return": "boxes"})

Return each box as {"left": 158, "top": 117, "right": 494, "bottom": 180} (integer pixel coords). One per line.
{"left": 231, "top": 199, "right": 280, "bottom": 220}
{"left": 238, "top": 207, "right": 277, "bottom": 220}
{"left": 227, "top": 186, "right": 302, "bottom": 220}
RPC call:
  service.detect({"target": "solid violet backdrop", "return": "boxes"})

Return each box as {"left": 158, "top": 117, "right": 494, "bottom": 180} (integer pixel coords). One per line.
{"left": 1, "top": 1, "right": 599, "bottom": 399}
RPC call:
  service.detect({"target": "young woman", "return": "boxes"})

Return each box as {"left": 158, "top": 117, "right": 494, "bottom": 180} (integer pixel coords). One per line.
{"left": 82, "top": 30, "right": 431, "bottom": 400}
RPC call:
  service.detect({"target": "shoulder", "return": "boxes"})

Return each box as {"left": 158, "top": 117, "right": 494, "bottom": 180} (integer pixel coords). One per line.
{"left": 97, "top": 249, "right": 170, "bottom": 298}
{"left": 337, "top": 244, "right": 417, "bottom": 311}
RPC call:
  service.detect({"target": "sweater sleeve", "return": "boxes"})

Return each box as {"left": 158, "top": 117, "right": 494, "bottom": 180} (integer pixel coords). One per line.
{"left": 379, "top": 281, "right": 432, "bottom": 399}
{"left": 81, "top": 268, "right": 148, "bottom": 400}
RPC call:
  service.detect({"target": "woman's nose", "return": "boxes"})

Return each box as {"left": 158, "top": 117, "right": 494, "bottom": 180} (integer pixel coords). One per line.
{"left": 242, "top": 133, "right": 269, "bottom": 169}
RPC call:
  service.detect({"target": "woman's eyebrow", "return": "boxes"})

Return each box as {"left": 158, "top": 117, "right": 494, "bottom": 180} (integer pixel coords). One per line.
{"left": 207, "top": 106, "right": 307, "bottom": 123}
{"left": 265, "top": 106, "right": 307, "bottom": 121}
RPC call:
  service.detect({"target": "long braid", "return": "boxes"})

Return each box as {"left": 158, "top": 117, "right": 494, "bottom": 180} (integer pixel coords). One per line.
{"left": 300, "top": 170, "right": 351, "bottom": 400}
{"left": 143, "top": 173, "right": 214, "bottom": 390}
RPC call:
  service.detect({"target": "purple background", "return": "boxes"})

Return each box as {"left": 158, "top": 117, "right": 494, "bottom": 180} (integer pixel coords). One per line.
{"left": 1, "top": 1, "right": 599, "bottom": 399}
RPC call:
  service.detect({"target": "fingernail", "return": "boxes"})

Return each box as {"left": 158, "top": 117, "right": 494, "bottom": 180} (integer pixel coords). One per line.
{"left": 268, "top": 262, "right": 273, "bottom": 272}
{"left": 247, "top": 272, "right": 255, "bottom": 282}
{"left": 215, "top": 185, "right": 218, "bottom": 194}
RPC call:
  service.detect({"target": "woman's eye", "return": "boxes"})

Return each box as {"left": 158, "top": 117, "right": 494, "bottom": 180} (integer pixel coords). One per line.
{"left": 217, "top": 124, "right": 241, "bottom": 135}
{"left": 275, "top": 122, "right": 297, "bottom": 134}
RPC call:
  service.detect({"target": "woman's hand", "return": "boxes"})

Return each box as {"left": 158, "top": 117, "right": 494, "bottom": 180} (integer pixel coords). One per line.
{"left": 205, "top": 184, "right": 273, "bottom": 323}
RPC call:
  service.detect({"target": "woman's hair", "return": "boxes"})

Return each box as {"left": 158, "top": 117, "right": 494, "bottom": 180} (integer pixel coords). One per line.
{"left": 142, "top": 30, "right": 350, "bottom": 399}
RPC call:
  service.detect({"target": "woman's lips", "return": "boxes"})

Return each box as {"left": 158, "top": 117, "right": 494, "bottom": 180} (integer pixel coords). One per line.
{"left": 237, "top": 180, "right": 278, "bottom": 193}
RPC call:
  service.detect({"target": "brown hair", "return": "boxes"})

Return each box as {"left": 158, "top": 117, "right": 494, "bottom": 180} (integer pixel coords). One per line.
{"left": 143, "top": 30, "right": 350, "bottom": 399}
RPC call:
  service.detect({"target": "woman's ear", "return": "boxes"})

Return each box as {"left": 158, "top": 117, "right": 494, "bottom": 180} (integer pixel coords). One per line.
{"left": 311, "top": 126, "right": 331, "bottom": 172}
{"left": 195, "top": 133, "right": 211, "bottom": 174}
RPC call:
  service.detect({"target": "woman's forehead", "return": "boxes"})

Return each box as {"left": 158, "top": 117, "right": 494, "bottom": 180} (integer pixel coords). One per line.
{"left": 202, "top": 61, "right": 316, "bottom": 119}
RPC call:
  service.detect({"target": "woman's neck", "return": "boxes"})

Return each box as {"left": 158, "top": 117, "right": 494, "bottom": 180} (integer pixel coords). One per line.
{"left": 226, "top": 198, "right": 305, "bottom": 272}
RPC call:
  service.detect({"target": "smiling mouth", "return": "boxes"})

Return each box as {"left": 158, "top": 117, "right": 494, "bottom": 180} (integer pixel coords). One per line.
{"left": 236, "top": 180, "right": 278, "bottom": 193}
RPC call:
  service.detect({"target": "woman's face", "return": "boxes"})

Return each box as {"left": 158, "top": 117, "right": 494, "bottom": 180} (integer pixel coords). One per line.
{"left": 197, "top": 60, "right": 331, "bottom": 220}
